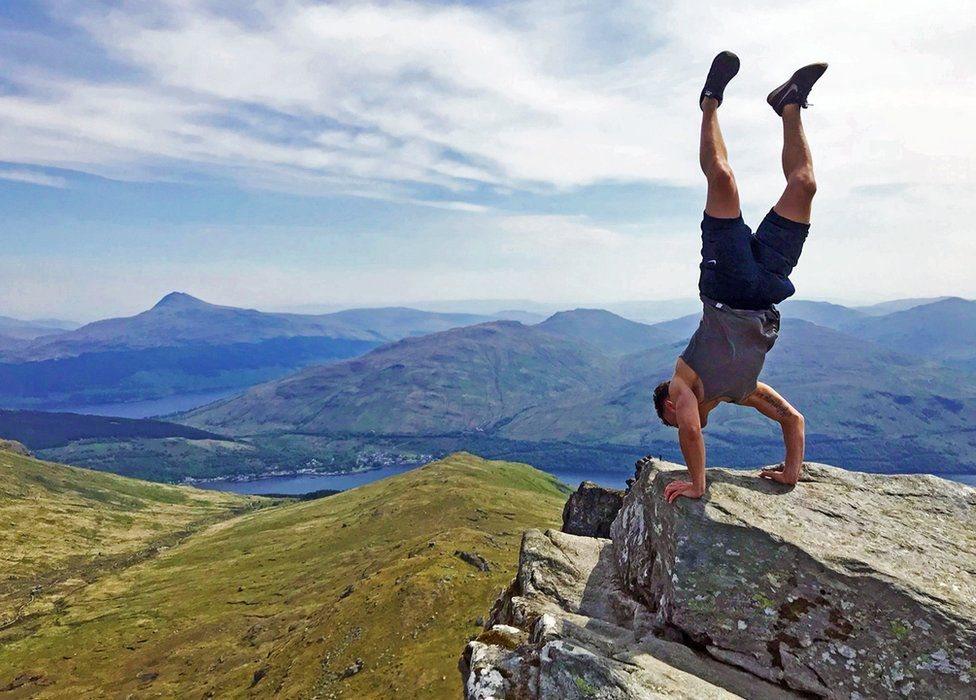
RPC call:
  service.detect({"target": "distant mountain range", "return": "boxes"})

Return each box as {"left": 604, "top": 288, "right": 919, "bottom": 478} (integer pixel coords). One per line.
{"left": 839, "top": 297, "right": 976, "bottom": 371}
{"left": 5, "top": 293, "right": 974, "bottom": 481}
{"left": 0, "top": 293, "right": 541, "bottom": 410}
{"left": 182, "top": 303, "right": 976, "bottom": 476}
{"left": 854, "top": 296, "right": 955, "bottom": 316}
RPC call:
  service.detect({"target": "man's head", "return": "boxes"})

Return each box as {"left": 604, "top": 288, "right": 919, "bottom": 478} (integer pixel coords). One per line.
{"left": 653, "top": 380, "right": 677, "bottom": 428}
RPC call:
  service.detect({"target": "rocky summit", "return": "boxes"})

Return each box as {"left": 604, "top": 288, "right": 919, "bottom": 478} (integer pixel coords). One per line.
{"left": 461, "top": 459, "right": 976, "bottom": 699}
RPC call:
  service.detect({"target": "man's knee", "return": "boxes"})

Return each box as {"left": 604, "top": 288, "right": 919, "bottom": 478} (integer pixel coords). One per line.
{"left": 706, "top": 162, "right": 737, "bottom": 194}
{"left": 787, "top": 169, "right": 817, "bottom": 199}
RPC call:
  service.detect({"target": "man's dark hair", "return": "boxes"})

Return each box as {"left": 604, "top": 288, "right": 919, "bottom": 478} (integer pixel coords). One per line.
{"left": 653, "top": 380, "right": 671, "bottom": 425}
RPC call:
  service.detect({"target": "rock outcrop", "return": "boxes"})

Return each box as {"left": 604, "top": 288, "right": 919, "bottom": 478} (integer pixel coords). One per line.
{"left": 561, "top": 481, "right": 624, "bottom": 538}
{"left": 0, "top": 439, "right": 31, "bottom": 456}
{"left": 462, "top": 459, "right": 976, "bottom": 699}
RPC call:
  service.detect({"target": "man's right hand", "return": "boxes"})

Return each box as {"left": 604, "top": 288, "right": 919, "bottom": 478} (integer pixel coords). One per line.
{"left": 664, "top": 479, "right": 705, "bottom": 503}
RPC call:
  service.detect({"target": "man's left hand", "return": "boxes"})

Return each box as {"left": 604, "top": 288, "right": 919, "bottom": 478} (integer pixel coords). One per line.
{"left": 664, "top": 480, "right": 705, "bottom": 503}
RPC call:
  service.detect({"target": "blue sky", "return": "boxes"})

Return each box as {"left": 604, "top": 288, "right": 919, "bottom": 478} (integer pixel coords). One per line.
{"left": 1, "top": 1, "right": 974, "bottom": 320}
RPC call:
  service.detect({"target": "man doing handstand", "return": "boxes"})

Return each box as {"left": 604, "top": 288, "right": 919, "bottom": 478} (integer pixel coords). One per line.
{"left": 653, "top": 51, "right": 827, "bottom": 503}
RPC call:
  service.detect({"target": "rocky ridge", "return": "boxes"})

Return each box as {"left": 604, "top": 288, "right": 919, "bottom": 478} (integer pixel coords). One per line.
{"left": 461, "top": 458, "right": 976, "bottom": 698}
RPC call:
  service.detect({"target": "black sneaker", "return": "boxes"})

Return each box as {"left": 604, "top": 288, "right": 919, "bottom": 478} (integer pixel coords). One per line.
{"left": 699, "top": 51, "right": 740, "bottom": 109}
{"left": 767, "top": 63, "right": 828, "bottom": 115}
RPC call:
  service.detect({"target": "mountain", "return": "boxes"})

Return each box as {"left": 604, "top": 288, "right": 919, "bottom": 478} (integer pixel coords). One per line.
{"left": 0, "top": 293, "right": 533, "bottom": 411}
{"left": 491, "top": 309, "right": 546, "bottom": 324}
{"left": 326, "top": 306, "right": 507, "bottom": 340}
{"left": 650, "top": 312, "right": 701, "bottom": 340}
{"left": 775, "top": 299, "right": 866, "bottom": 328}
{"left": 182, "top": 317, "right": 976, "bottom": 475}
{"left": 10, "top": 292, "right": 379, "bottom": 362}
{"left": 536, "top": 308, "right": 676, "bottom": 355}
{"left": 0, "top": 315, "right": 67, "bottom": 341}
{"left": 855, "top": 296, "right": 956, "bottom": 316}
{"left": 28, "top": 317, "right": 80, "bottom": 330}
{"left": 7, "top": 293, "right": 535, "bottom": 363}
{"left": 0, "top": 335, "right": 28, "bottom": 354}
{"left": 182, "top": 321, "right": 618, "bottom": 436}
{"left": 839, "top": 297, "right": 976, "bottom": 370}
{"left": 0, "top": 450, "right": 567, "bottom": 697}
{"left": 0, "top": 409, "right": 225, "bottom": 450}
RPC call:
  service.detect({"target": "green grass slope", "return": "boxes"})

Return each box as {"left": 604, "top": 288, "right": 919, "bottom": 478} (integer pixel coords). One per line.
{"left": 0, "top": 445, "right": 264, "bottom": 648}
{"left": 0, "top": 452, "right": 568, "bottom": 698}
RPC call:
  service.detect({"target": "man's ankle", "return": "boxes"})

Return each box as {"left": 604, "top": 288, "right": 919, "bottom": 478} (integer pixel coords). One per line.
{"left": 701, "top": 96, "right": 719, "bottom": 111}
{"left": 781, "top": 103, "right": 801, "bottom": 118}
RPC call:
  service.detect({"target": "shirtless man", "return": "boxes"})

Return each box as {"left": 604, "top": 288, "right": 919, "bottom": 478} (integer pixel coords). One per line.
{"left": 653, "top": 51, "right": 827, "bottom": 503}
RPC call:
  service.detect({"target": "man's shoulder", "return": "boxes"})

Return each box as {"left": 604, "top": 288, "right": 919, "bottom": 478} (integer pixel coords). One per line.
{"left": 674, "top": 356, "right": 698, "bottom": 383}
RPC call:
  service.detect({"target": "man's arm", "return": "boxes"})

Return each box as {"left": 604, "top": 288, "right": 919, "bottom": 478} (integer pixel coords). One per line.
{"left": 742, "top": 382, "right": 805, "bottom": 484}
{"left": 664, "top": 380, "right": 707, "bottom": 503}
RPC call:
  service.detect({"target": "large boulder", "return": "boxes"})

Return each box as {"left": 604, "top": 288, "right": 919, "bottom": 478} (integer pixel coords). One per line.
{"left": 562, "top": 481, "right": 625, "bottom": 538}
{"left": 461, "top": 529, "right": 797, "bottom": 699}
{"left": 612, "top": 459, "right": 976, "bottom": 698}
{"left": 465, "top": 458, "right": 975, "bottom": 698}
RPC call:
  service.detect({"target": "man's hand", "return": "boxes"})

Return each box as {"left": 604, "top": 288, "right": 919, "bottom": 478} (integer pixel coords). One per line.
{"left": 664, "top": 479, "right": 705, "bottom": 503}
{"left": 759, "top": 463, "right": 799, "bottom": 485}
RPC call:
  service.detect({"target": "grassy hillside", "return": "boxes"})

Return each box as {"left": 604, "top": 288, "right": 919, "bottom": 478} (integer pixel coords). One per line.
{"left": 0, "top": 445, "right": 263, "bottom": 646}
{"left": 0, "top": 452, "right": 568, "bottom": 698}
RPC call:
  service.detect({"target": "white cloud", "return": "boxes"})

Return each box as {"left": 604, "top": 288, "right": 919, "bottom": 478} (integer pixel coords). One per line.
{"left": 2, "top": 0, "right": 975, "bottom": 315}
{"left": 2, "top": 0, "right": 973, "bottom": 201}
{"left": 0, "top": 167, "right": 67, "bottom": 188}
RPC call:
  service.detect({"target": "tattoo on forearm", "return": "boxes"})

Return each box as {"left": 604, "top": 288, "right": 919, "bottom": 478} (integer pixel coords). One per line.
{"left": 759, "top": 389, "right": 793, "bottom": 419}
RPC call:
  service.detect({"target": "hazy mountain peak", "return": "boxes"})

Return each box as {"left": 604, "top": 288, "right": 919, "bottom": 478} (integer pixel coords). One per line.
{"left": 152, "top": 292, "right": 211, "bottom": 310}
{"left": 542, "top": 308, "right": 622, "bottom": 322}
{"left": 537, "top": 307, "right": 675, "bottom": 355}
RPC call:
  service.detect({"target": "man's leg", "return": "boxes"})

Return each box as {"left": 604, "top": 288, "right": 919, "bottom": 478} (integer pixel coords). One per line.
{"left": 771, "top": 104, "right": 816, "bottom": 223}
{"left": 701, "top": 98, "right": 740, "bottom": 219}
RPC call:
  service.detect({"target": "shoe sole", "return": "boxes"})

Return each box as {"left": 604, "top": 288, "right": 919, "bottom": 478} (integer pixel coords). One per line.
{"left": 701, "top": 51, "right": 740, "bottom": 106}
{"left": 767, "top": 62, "right": 828, "bottom": 112}
{"left": 710, "top": 51, "right": 741, "bottom": 83}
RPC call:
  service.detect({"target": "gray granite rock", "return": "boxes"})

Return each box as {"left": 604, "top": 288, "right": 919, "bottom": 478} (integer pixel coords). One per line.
{"left": 464, "top": 459, "right": 975, "bottom": 699}
{"left": 462, "top": 528, "right": 797, "bottom": 699}
{"left": 612, "top": 459, "right": 976, "bottom": 699}
{"left": 562, "top": 481, "right": 625, "bottom": 538}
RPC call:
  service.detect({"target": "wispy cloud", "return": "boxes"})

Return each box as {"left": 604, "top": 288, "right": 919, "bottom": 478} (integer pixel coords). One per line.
{"left": 0, "top": 167, "right": 67, "bottom": 188}
{"left": 2, "top": 1, "right": 974, "bottom": 204}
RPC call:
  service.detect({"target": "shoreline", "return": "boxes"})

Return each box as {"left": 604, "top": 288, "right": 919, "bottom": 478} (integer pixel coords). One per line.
{"left": 180, "top": 460, "right": 427, "bottom": 485}
{"left": 183, "top": 464, "right": 976, "bottom": 488}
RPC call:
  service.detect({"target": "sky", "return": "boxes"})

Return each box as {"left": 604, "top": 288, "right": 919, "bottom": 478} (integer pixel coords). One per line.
{"left": 1, "top": 0, "right": 974, "bottom": 321}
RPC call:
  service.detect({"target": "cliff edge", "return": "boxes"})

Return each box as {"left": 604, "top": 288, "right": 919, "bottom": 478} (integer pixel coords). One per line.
{"left": 461, "top": 459, "right": 975, "bottom": 699}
